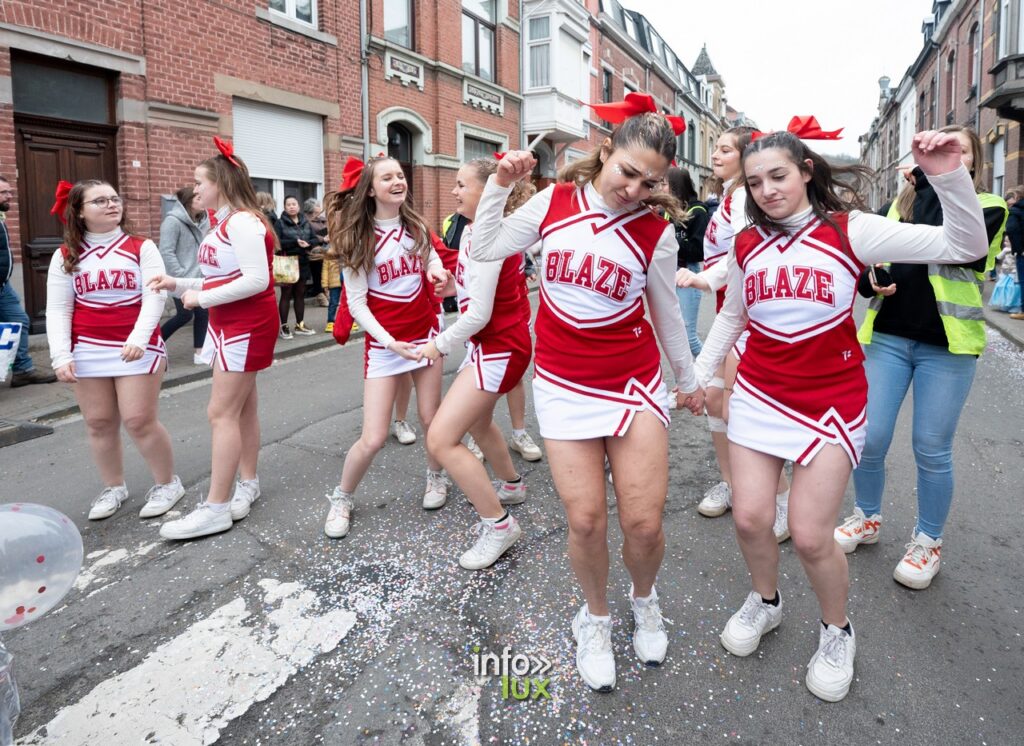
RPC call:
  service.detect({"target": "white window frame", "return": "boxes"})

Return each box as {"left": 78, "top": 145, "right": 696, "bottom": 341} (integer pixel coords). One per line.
{"left": 383, "top": 0, "right": 414, "bottom": 49}
{"left": 269, "top": 0, "right": 317, "bottom": 28}
{"left": 456, "top": 121, "right": 509, "bottom": 163}
{"left": 527, "top": 15, "right": 551, "bottom": 89}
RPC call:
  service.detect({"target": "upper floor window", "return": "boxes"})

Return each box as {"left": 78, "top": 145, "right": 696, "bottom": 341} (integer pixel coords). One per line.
{"left": 463, "top": 0, "right": 496, "bottom": 82}
{"left": 269, "top": 0, "right": 315, "bottom": 27}
{"left": 384, "top": 0, "right": 413, "bottom": 48}
{"left": 527, "top": 16, "right": 550, "bottom": 88}
{"left": 968, "top": 23, "right": 979, "bottom": 92}
{"left": 998, "top": 0, "right": 1011, "bottom": 58}
{"left": 945, "top": 51, "right": 955, "bottom": 120}
{"left": 602, "top": 68, "right": 613, "bottom": 102}
{"left": 623, "top": 12, "right": 637, "bottom": 40}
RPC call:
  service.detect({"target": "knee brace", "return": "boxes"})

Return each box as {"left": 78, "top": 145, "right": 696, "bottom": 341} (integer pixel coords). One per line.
{"left": 709, "top": 376, "right": 726, "bottom": 389}
{"left": 707, "top": 415, "right": 727, "bottom": 433}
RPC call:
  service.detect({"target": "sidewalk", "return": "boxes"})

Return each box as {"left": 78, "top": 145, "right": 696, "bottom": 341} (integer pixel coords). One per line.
{"left": 981, "top": 278, "right": 1024, "bottom": 350}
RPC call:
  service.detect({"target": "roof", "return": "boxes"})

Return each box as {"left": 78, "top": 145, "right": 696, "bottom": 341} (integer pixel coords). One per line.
{"left": 692, "top": 45, "right": 717, "bottom": 76}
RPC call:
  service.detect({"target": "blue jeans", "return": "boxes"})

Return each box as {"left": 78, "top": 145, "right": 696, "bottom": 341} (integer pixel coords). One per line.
{"left": 0, "top": 283, "right": 34, "bottom": 373}
{"left": 1016, "top": 254, "right": 1024, "bottom": 309}
{"left": 675, "top": 261, "right": 703, "bottom": 358}
{"left": 327, "top": 287, "right": 341, "bottom": 324}
{"left": 852, "top": 332, "right": 976, "bottom": 539}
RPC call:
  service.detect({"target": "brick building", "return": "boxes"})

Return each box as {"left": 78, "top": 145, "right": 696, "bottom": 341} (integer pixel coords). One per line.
{"left": 860, "top": 0, "right": 1024, "bottom": 208}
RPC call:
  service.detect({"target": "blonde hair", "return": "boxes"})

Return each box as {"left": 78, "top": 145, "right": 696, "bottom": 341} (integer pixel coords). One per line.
{"left": 464, "top": 158, "right": 536, "bottom": 216}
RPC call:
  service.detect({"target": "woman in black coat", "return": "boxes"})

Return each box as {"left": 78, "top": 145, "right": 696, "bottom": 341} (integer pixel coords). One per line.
{"left": 274, "top": 195, "right": 322, "bottom": 337}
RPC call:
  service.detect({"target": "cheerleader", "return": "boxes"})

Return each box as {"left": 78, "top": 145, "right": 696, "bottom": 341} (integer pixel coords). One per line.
{"left": 149, "top": 137, "right": 280, "bottom": 540}
{"left": 679, "top": 127, "right": 790, "bottom": 539}
{"left": 468, "top": 98, "right": 704, "bottom": 692}
{"left": 418, "top": 158, "right": 534, "bottom": 570}
{"left": 46, "top": 180, "right": 184, "bottom": 521}
{"left": 693, "top": 127, "right": 987, "bottom": 701}
{"left": 321, "top": 155, "right": 450, "bottom": 539}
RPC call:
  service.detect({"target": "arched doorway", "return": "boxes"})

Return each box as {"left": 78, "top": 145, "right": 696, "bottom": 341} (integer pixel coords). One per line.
{"left": 387, "top": 122, "right": 414, "bottom": 203}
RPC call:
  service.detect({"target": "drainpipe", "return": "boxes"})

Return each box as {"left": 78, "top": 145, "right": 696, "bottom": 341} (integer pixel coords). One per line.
{"left": 519, "top": 0, "right": 525, "bottom": 150}
{"left": 360, "top": 0, "right": 370, "bottom": 159}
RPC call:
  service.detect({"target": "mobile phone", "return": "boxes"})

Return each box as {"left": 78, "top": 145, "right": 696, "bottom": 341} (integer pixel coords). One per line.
{"left": 869, "top": 265, "right": 893, "bottom": 287}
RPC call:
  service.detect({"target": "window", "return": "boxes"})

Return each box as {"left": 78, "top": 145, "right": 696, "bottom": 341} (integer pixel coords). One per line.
{"left": 11, "top": 55, "right": 113, "bottom": 125}
{"left": 602, "top": 68, "right": 613, "bottom": 103}
{"left": 465, "top": 135, "right": 501, "bottom": 162}
{"left": 919, "top": 92, "right": 927, "bottom": 131}
{"left": 623, "top": 11, "right": 637, "bottom": 40}
{"left": 269, "top": 0, "right": 315, "bottom": 27}
{"left": 968, "top": 23, "right": 979, "bottom": 93}
{"left": 945, "top": 51, "right": 955, "bottom": 121}
{"left": 528, "top": 16, "right": 550, "bottom": 87}
{"left": 462, "top": 0, "right": 496, "bottom": 81}
{"left": 384, "top": 0, "right": 413, "bottom": 48}
{"left": 999, "top": 0, "right": 1010, "bottom": 58}
{"left": 687, "top": 121, "right": 696, "bottom": 163}
{"left": 581, "top": 51, "right": 591, "bottom": 108}
{"left": 557, "top": 31, "right": 582, "bottom": 98}
{"left": 993, "top": 136, "right": 1006, "bottom": 195}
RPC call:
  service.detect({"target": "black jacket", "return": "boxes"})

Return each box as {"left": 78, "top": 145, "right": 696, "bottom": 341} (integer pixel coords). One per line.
{"left": 859, "top": 168, "right": 1005, "bottom": 348}
{"left": 0, "top": 219, "right": 11, "bottom": 289}
{"left": 1005, "top": 201, "right": 1024, "bottom": 256}
{"left": 674, "top": 201, "right": 710, "bottom": 267}
{"left": 275, "top": 212, "right": 322, "bottom": 267}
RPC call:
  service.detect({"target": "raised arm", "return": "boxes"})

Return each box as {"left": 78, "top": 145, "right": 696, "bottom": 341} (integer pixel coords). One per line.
{"left": 468, "top": 177, "right": 552, "bottom": 262}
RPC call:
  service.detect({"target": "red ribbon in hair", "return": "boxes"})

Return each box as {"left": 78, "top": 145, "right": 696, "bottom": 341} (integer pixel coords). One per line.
{"left": 586, "top": 92, "right": 686, "bottom": 135}
{"left": 751, "top": 115, "right": 844, "bottom": 142}
{"left": 50, "top": 180, "right": 73, "bottom": 225}
{"left": 213, "top": 136, "right": 241, "bottom": 167}
{"left": 339, "top": 155, "right": 365, "bottom": 192}
{"left": 493, "top": 152, "right": 506, "bottom": 160}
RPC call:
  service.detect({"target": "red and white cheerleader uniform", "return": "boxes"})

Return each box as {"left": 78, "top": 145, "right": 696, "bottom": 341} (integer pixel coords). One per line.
{"left": 432, "top": 207, "right": 532, "bottom": 394}
{"left": 174, "top": 207, "right": 278, "bottom": 372}
{"left": 46, "top": 229, "right": 166, "bottom": 377}
{"left": 344, "top": 216, "right": 444, "bottom": 379}
{"left": 694, "top": 166, "right": 987, "bottom": 466}
{"left": 468, "top": 177, "right": 697, "bottom": 439}
{"left": 703, "top": 181, "right": 747, "bottom": 313}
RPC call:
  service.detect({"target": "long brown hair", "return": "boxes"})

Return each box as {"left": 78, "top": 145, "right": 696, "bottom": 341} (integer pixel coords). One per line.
{"left": 324, "top": 156, "right": 431, "bottom": 275}
{"left": 893, "top": 124, "right": 984, "bottom": 221}
{"left": 198, "top": 151, "right": 279, "bottom": 250}
{"left": 60, "top": 180, "right": 133, "bottom": 274}
{"left": 740, "top": 130, "right": 872, "bottom": 238}
{"left": 558, "top": 113, "right": 686, "bottom": 222}
{"left": 465, "top": 158, "right": 536, "bottom": 216}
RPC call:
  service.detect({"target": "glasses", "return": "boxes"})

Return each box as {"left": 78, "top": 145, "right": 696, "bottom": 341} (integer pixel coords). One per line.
{"left": 84, "top": 196, "right": 123, "bottom": 208}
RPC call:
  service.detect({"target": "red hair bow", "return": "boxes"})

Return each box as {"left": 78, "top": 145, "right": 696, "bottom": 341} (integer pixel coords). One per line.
{"left": 587, "top": 92, "right": 686, "bottom": 135}
{"left": 339, "top": 155, "right": 365, "bottom": 192}
{"left": 751, "top": 115, "right": 844, "bottom": 142}
{"left": 493, "top": 151, "right": 506, "bottom": 160}
{"left": 213, "top": 136, "right": 240, "bottom": 167}
{"left": 50, "top": 180, "right": 73, "bottom": 225}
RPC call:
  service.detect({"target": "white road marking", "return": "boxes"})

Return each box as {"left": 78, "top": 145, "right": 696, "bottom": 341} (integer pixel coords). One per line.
{"left": 437, "top": 682, "right": 482, "bottom": 746}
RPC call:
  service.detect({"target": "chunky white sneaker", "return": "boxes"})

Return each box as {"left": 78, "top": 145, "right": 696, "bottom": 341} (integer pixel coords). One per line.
{"left": 293, "top": 322, "right": 316, "bottom": 336}
{"left": 773, "top": 493, "right": 790, "bottom": 543}
{"left": 698, "top": 481, "right": 732, "bottom": 517}
{"left": 423, "top": 470, "right": 449, "bottom": 510}
{"left": 834, "top": 507, "right": 881, "bottom": 554}
{"left": 88, "top": 484, "right": 129, "bottom": 520}
{"left": 138, "top": 476, "right": 185, "bottom": 518}
{"left": 630, "top": 585, "right": 669, "bottom": 665}
{"left": 279, "top": 324, "right": 293, "bottom": 340}
{"left": 230, "top": 478, "right": 261, "bottom": 521}
{"left": 571, "top": 604, "right": 616, "bottom": 692}
{"left": 193, "top": 353, "right": 206, "bottom": 366}
{"left": 324, "top": 487, "right": 353, "bottom": 538}
{"left": 806, "top": 622, "right": 856, "bottom": 702}
{"left": 720, "top": 590, "right": 783, "bottom": 656}
{"left": 465, "top": 435, "right": 484, "bottom": 461}
{"left": 492, "top": 478, "right": 527, "bottom": 506}
{"left": 392, "top": 420, "right": 417, "bottom": 445}
{"left": 159, "top": 503, "right": 233, "bottom": 540}
{"left": 893, "top": 531, "right": 942, "bottom": 589}
{"left": 459, "top": 515, "right": 522, "bottom": 570}
{"left": 508, "top": 432, "right": 542, "bottom": 462}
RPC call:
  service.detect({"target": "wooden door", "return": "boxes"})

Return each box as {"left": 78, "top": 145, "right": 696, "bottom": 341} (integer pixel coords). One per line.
{"left": 15, "top": 115, "right": 118, "bottom": 331}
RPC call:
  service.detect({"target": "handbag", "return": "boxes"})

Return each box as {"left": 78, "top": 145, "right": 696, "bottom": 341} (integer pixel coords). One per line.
{"left": 332, "top": 284, "right": 355, "bottom": 345}
{"left": 272, "top": 254, "right": 299, "bottom": 285}
{"left": 990, "top": 272, "right": 1022, "bottom": 313}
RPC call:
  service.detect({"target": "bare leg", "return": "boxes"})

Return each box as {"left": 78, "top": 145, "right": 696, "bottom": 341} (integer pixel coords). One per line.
{"left": 206, "top": 368, "right": 258, "bottom": 503}
{"left": 115, "top": 365, "right": 174, "bottom": 484}
{"left": 238, "top": 383, "right": 260, "bottom": 482}
{"left": 506, "top": 379, "right": 527, "bottom": 431}
{"left": 729, "top": 442, "right": 784, "bottom": 598}
{"left": 393, "top": 372, "right": 413, "bottom": 422}
{"left": 707, "top": 359, "right": 731, "bottom": 485}
{"left": 340, "top": 375, "right": 399, "bottom": 493}
{"left": 75, "top": 377, "right": 124, "bottom": 486}
{"left": 411, "top": 363, "right": 443, "bottom": 472}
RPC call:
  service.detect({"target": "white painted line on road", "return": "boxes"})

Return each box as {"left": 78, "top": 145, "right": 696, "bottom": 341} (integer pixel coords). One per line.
{"left": 19, "top": 579, "right": 356, "bottom": 745}
{"left": 73, "top": 541, "right": 161, "bottom": 592}
{"left": 436, "top": 682, "right": 482, "bottom": 746}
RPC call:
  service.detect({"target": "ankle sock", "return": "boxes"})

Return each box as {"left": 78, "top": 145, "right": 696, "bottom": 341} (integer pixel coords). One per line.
{"left": 512, "top": 428, "right": 527, "bottom": 438}
{"left": 823, "top": 619, "right": 852, "bottom": 636}
{"left": 763, "top": 591, "right": 780, "bottom": 607}
{"left": 205, "top": 501, "right": 230, "bottom": 513}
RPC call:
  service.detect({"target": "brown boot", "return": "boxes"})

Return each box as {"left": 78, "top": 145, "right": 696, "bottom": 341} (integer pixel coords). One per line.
{"left": 1010, "top": 312, "right": 1024, "bottom": 320}
{"left": 10, "top": 369, "right": 57, "bottom": 387}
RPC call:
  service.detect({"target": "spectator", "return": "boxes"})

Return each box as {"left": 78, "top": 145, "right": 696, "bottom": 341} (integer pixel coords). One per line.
{"left": 666, "top": 167, "right": 709, "bottom": 357}
{"left": 0, "top": 175, "right": 56, "bottom": 387}
{"left": 304, "top": 198, "right": 328, "bottom": 306}
{"left": 159, "top": 186, "right": 211, "bottom": 364}
{"left": 322, "top": 240, "right": 341, "bottom": 333}
{"left": 1005, "top": 185, "right": 1024, "bottom": 320}
{"left": 256, "top": 192, "right": 278, "bottom": 224}
{"left": 274, "top": 195, "right": 322, "bottom": 337}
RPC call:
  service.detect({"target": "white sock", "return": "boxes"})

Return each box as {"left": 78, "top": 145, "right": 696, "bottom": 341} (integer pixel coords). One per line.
{"left": 512, "top": 428, "right": 527, "bottom": 438}
{"left": 205, "top": 501, "right": 230, "bottom": 513}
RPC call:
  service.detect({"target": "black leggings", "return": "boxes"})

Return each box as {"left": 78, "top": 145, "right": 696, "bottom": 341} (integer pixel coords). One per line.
{"left": 161, "top": 297, "right": 209, "bottom": 348}
{"left": 279, "top": 279, "right": 307, "bottom": 324}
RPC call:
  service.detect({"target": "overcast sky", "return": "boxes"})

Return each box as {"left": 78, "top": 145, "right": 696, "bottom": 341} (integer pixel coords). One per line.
{"left": 628, "top": 0, "right": 936, "bottom": 157}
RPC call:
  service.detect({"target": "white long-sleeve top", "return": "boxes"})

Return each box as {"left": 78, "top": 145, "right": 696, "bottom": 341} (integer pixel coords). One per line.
{"left": 342, "top": 216, "right": 444, "bottom": 349}
{"left": 173, "top": 207, "right": 270, "bottom": 308}
{"left": 468, "top": 175, "right": 698, "bottom": 393}
{"left": 693, "top": 165, "right": 988, "bottom": 388}
{"left": 46, "top": 230, "right": 167, "bottom": 370}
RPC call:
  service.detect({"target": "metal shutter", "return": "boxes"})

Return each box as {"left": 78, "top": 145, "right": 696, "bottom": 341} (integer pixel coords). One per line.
{"left": 231, "top": 98, "right": 324, "bottom": 184}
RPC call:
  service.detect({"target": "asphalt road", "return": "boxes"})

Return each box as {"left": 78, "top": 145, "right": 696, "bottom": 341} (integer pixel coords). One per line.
{"left": 2, "top": 307, "right": 1023, "bottom": 745}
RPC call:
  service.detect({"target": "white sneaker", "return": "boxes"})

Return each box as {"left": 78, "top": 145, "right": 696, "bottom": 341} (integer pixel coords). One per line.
{"left": 720, "top": 590, "right": 783, "bottom": 656}
{"left": 571, "top": 604, "right": 616, "bottom": 692}
{"left": 138, "top": 476, "right": 185, "bottom": 518}
{"left": 324, "top": 487, "right": 353, "bottom": 539}
{"left": 230, "top": 478, "right": 260, "bottom": 521}
{"left": 465, "top": 435, "right": 484, "bottom": 461}
{"left": 159, "top": 503, "right": 233, "bottom": 540}
{"left": 630, "top": 586, "right": 669, "bottom": 665}
{"left": 293, "top": 322, "right": 316, "bottom": 336}
{"left": 893, "top": 531, "right": 942, "bottom": 589}
{"left": 834, "top": 507, "right": 881, "bottom": 554}
{"left": 508, "top": 432, "right": 542, "bottom": 462}
{"left": 459, "top": 515, "right": 522, "bottom": 570}
{"left": 88, "top": 484, "right": 129, "bottom": 520}
{"left": 193, "top": 353, "right": 206, "bottom": 366}
{"left": 423, "top": 470, "right": 449, "bottom": 510}
{"left": 492, "top": 478, "right": 527, "bottom": 505}
{"left": 392, "top": 420, "right": 417, "bottom": 445}
{"left": 806, "top": 622, "right": 856, "bottom": 702}
{"left": 698, "top": 481, "right": 732, "bottom": 517}
{"left": 773, "top": 493, "right": 790, "bottom": 543}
